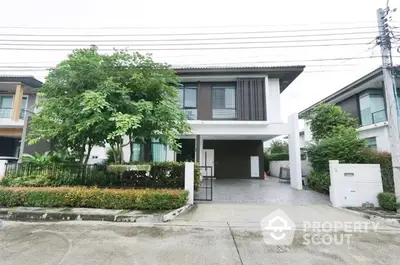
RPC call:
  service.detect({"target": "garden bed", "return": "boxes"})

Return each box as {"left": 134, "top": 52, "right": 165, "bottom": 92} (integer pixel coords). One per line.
{"left": 0, "top": 187, "right": 188, "bottom": 211}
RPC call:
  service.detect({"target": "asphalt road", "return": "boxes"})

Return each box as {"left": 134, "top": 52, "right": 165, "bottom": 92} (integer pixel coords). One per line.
{"left": 1, "top": 221, "right": 400, "bottom": 265}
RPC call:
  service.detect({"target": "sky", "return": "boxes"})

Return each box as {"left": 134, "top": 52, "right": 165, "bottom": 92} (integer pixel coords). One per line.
{"left": 0, "top": 0, "right": 399, "bottom": 124}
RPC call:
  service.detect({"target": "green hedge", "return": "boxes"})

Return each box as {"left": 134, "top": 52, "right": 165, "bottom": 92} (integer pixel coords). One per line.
{"left": 308, "top": 171, "right": 330, "bottom": 193}
{"left": 361, "top": 151, "right": 395, "bottom": 193}
{"left": 0, "top": 187, "right": 188, "bottom": 210}
{"left": 1, "top": 162, "right": 201, "bottom": 191}
{"left": 377, "top": 192, "right": 399, "bottom": 211}
{"left": 267, "top": 153, "right": 290, "bottom": 161}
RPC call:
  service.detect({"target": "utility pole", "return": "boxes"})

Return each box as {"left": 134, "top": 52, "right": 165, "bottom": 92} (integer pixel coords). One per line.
{"left": 377, "top": 8, "right": 400, "bottom": 199}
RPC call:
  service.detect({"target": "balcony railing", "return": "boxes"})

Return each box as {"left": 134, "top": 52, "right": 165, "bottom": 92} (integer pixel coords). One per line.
{"left": 183, "top": 109, "right": 197, "bottom": 120}
{"left": 372, "top": 110, "right": 387, "bottom": 124}
{"left": 0, "top": 108, "right": 30, "bottom": 120}
{"left": 0, "top": 108, "right": 12, "bottom": 118}
{"left": 212, "top": 108, "right": 237, "bottom": 119}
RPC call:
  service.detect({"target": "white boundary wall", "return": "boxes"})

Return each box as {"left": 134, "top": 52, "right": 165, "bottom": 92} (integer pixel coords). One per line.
{"left": 329, "top": 160, "right": 383, "bottom": 208}
{"left": 269, "top": 160, "right": 311, "bottom": 177}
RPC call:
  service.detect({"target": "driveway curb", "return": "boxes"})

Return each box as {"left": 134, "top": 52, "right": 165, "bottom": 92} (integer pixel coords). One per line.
{"left": 0, "top": 207, "right": 162, "bottom": 223}
{"left": 162, "top": 204, "right": 193, "bottom": 222}
{"left": 339, "top": 207, "right": 400, "bottom": 228}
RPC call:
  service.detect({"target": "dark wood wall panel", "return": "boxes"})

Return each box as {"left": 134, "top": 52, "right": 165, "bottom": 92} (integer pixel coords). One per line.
{"left": 236, "top": 79, "right": 266, "bottom": 120}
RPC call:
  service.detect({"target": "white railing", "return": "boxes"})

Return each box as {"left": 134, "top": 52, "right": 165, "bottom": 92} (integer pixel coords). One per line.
{"left": 212, "top": 108, "right": 237, "bottom": 119}
{"left": 0, "top": 108, "right": 12, "bottom": 118}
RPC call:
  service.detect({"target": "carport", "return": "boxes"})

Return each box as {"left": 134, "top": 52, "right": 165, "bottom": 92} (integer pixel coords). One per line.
{"left": 190, "top": 114, "right": 303, "bottom": 201}
{"left": 195, "top": 177, "right": 329, "bottom": 204}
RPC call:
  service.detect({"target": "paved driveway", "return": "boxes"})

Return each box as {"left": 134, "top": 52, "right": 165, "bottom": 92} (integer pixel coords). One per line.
{"left": 196, "top": 177, "right": 330, "bottom": 204}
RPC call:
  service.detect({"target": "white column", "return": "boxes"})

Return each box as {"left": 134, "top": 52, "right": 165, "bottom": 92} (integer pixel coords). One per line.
{"left": 329, "top": 160, "right": 339, "bottom": 206}
{"left": 288, "top": 113, "right": 302, "bottom": 190}
{"left": 198, "top": 136, "right": 203, "bottom": 165}
{"left": 184, "top": 162, "right": 194, "bottom": 204}
{"left": 0, "top": 160, "right": 7, "bottom": 181}
{"left": 265, "top": 77, "right": 282, "bottom": 123}
{"left": 166, "top": 146, "right": 175, "bottom": 161}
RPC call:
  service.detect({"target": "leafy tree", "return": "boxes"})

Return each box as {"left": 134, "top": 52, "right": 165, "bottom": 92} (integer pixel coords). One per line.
{"left": 28, "top": 46, "right": 111, "bottom": 163}
{"left": 307, "top": 103, "right": 358, "bottom": 141}
{"left": 266, "top": 140, "right": 288, "bottom": 154}
{"left": 28, "top": 46, "right": 190, "bottom": 164}
{"left": 101, "top": 51, "right": 190, "bottom": 162}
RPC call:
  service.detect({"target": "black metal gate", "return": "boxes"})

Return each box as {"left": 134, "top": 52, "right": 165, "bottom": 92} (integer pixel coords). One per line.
{"left": 194, "top": 165, "right": 213, "bottom": 201}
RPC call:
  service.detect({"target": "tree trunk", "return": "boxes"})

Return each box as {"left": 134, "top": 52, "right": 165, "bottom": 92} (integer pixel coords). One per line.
{"left": 84, "top": 144, "right": 93, "bottom": 165}
{"left": 129, "top": 134, "right": 134, "bottom": 163}
{"left": 117, "top": 141, "right": 122, "bottom": 164}
{"left": 78, "top": 142, "right": 86, "bottom": 164}
{"left": 143, "top": 138, "right": 152, "bottom": 162}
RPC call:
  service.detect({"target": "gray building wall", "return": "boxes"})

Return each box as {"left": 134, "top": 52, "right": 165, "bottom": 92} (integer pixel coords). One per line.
{"left": 336, "top": 95, "right": 360, "bottom": 123}
{"left": 21, "top": 116, "right": 51, "bottom": 156}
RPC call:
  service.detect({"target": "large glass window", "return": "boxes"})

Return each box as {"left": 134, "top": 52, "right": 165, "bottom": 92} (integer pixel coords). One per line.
{"left": 179, "top": 85, "right": 197, "bottom": 120}
{"left": 0, "top": 96, "right": 13, "bottom": 118}
{"left": 359, "top": 91, "right": 386, "bottom": 126}
{"left": 366, "top": 137, "right": 377, "bottom": 151}
{"left": 212, "top": 86, "right": 236, "bottom": 119}
{"left": 131, "top": 140, "right": 167, "bottom": 162}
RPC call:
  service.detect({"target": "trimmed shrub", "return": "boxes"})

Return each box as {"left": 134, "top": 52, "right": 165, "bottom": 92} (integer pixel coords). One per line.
{"left": 308, "top": 171, "right": 330, "bottom": 193}
{"left": 0, "top": 187, "right": 188, "bottom": 210}
{"left": 360, "top": 150, "right": 394, "bottom": 193}
{"left": 1, "top": 162, "right": 201, "bottom": 191}
{"left": 377, "top": 192, "right": 399, "bottom": 211}
{"left": 268, "top": 153, "right": 290, "bottom": 161}
{"left": 307, "top": 127, "right": 367, "bottom": 173}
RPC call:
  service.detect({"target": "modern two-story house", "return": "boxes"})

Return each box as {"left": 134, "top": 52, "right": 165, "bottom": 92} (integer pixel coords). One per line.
{"left": 0, "top": 76, "right": 42, "bottom": 160}
{"left": 106, "top": 65, "right": 305, "bottom": 184}
{"left": 299, "top": 66, "right": 400, "bottom": 151}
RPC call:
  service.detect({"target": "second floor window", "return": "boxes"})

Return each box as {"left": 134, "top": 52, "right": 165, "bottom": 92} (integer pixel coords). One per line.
{"left": 179, "top": 85, "right": 197, "bottom": 120}
{"left": 212, "top": 86, "right": 236, "bottom": 119}
{"left": 359, "top": 91, "right": 386, "bottom": 126}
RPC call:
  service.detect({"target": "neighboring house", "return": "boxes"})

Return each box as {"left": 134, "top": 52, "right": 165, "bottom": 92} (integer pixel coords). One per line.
{"left": 98, "top": 65, "right": 305, "bottom": 180}
{"left": 0, "top": 76, "right": 42, "bottom": 160}
{"left": 299, "top": 66, "right": 400, "bottom": 152}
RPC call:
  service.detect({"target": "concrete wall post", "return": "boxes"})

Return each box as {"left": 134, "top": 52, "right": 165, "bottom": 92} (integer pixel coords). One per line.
{"left": 288, "top": 113, "right": 303, "bottom": 190}
{"left": 184, "top": 162, "right": 194, "bottom": 204}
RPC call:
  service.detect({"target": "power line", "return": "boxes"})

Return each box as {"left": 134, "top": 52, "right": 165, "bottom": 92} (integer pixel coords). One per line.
{"left": 0, "top": 38, "right": 375, "bottom": 47}
{"left": 0, "top": 42, "right": 374, "bottom": 51}
{"left": 0, "top": 28, "right": 380, "bottom": 37}
{"left": 0, "top": 55, "right": 389, "bottom": 66}
{"left": 0, "top": 36, "right": 375, "bottom": 44}
{"left": 0, "top": 67, "right": 379, "bottom": 74}
{"left": 0, "top": 31, "right": 378, "bottom": 42}
{"left": 0, "top": 21, "right": 378, "bottom": 30}
{"left": 0, "top": 64, "right": 369, "bottom": 71}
